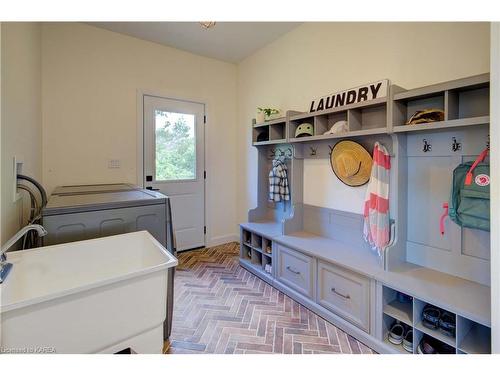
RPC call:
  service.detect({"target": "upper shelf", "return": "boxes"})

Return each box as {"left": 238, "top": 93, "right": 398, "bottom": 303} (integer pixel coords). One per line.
{"left": 391, "top": 73, "right": 490, "bottom": 133}
{"left": 250, "top": 74, "right": 490, "bottom": 147}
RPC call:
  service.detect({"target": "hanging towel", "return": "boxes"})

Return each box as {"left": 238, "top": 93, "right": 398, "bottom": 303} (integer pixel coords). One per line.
{"left": 269, "top": 159, "right": 290, "bottom": 202}
{"left": 363, "top": 142, "right": 391, "bottom": 256}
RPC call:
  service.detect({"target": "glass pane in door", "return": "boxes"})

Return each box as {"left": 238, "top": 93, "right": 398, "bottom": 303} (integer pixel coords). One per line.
{"left": 155, "top": 110, "right": 196, "bottom": 181}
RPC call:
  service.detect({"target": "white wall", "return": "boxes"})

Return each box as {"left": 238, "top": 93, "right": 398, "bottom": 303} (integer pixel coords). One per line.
{"left": 1, "top": 22, "right": 42, "bottom": 245}
{"left": 41, "top": 23, "right": 238, "bottom": 246}
{"left": 236, "top": 22, "right": 490, "bottom": 222}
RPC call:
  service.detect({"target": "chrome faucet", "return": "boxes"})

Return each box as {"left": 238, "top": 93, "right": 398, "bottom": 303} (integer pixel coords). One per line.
{"left": 0, "top": 224, "right": 48, "bottom": 283}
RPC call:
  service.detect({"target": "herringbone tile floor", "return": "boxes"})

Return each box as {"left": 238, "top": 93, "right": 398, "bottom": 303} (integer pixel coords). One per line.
{"left": 164, "top": 242, "right": 375, "bottom": 354}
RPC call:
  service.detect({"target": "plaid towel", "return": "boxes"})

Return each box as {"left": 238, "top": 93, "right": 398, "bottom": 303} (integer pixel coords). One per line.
{"left": 269, "top": 160, "right": 290, "bottom": 202}
{"left": 363, "top": 142, "right": 391, "bottom": 256}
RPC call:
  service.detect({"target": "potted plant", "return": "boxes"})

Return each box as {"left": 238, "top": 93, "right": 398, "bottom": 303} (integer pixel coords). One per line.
{"left": 256, "top": 107, "right": 280, "bottom": 123}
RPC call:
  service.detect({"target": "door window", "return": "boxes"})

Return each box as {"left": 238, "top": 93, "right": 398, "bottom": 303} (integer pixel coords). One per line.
{"left": 154, "top": 110, "right": 196, "bottom": 181}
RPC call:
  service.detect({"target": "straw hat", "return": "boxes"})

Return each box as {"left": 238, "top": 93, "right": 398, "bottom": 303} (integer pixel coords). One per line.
{"left": 330, "top": 140, "right": 373, "bottom": 186}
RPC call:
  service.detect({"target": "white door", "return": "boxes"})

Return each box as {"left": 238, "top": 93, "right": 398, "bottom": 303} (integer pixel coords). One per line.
{"left": 143, "top": 95, "right": 205, "bottom": 251}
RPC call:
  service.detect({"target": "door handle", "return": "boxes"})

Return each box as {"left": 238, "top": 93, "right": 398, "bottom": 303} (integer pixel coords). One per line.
{"left": 331, "top": 287, "right": 350, "bottom": 299}
{"left": 146, "top": 187, "right": 160, "bottom": 191}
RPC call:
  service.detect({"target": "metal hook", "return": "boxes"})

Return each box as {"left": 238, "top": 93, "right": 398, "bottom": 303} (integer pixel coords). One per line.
{"left": 423, "top": 139, "right": 432, "bottom": 153}
{"left": 309, "top": 147, "right": 317, "bottom": 156}
{"left": 452, "top": 137, "right": 461, "bottom": 152}
{"left": 487, "top": 134, "right": 490, "bottom": 150}
{"left": 328, "top": 145, "right": 334, "bottom": 156}
{"left": 286, "top": 148, "right": 293, "bottom": 158}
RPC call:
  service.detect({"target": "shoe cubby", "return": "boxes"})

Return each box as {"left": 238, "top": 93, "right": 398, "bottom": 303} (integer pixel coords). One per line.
{"left": 413, "top": 299, "right": 456, "bottom": 348}
{"left": 383, "top": 314, "right": 413, "bottom": 354}
{"left": 380, "top": 285, "right": 491, "bottom": 354}
{"left": 240, "top": 227, "right": 275, "bottom": 280}
{"left": 456, "top": 317, "right": 491, "bottom": 354}
{"left": 262, "top": 237, "right": 273, "bottom": 255}
{"left": 242, "top": 229, "right": 252, "bottom": 247}
{"left": 382, "top": 286, "right": 413, "bottom": 326}
{"left": 251, "top": 248, "right": 263, "bottom": 266}
{"left": 262, "top": 254, "right": 272, "bottom": 275}
{"left": 415, "top": 333, "right": 455, "bottom": 354}
{"left": 241, "top": 243, "right": 252, "bottom": 262}
{"left": 251, "top": 233, "right": 263, "bottom": 251}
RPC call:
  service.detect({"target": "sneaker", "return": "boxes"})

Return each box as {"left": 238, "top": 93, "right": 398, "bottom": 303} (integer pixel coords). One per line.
{"left": 439, "top": 311, "right": 456, "bottom": 337}
{"left": 422, "top": 305, "right": 441, "bottom": 330}
{"left": 417, "top": 337, "right": 438, "bottom": 354}
{"left": 388, "top": 322, "right": 405, "bottom": 345}
{"left": 402, "top": 329, "right": 413, "bottom": 353}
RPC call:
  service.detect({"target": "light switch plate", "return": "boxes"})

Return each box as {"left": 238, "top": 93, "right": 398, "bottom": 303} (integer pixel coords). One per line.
{"left": 108, "top": 159, "right": 121, "bottom": 169}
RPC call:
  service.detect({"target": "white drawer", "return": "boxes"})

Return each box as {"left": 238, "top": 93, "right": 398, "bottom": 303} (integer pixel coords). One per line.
{"left": 317, "top": 260, "right": 370, "bottom": 332}
{"left": 277, "top": 245, "right": 314, "bottom": 297}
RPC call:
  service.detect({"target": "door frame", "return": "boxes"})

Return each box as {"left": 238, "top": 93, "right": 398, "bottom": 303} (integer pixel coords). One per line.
{"left": 136, "top": 89, "right": 207, "bottom": 248}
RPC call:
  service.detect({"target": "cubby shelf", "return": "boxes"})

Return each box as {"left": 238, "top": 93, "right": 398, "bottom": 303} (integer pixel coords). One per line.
{"left": 383, "top": 338, "right": 409, "bottom": 354}
{"left": 289, "top": 127, "right": 387, "bottom": 143}
{"left": 383, "top": 301, "right": 413, "bottom": 326}
{"left": 253, "top": 116, "right": 287, "bottom": 127}
{"left": 381, "top": 285, "right": 491, "bottom": 354}
{"left": 458, "top": 324, "right": 491, "bottom": 354}
{"left": 393, "top": 115, "right": 490, "bottom": 133}
{"left": 252, "top": 139, "right": 288, "bottom": 146}
{"left": 414, "top": 322, "right": 456, "bottom": 348}
{"left": 240, "top": 228, "right": 274, "bottom": 279}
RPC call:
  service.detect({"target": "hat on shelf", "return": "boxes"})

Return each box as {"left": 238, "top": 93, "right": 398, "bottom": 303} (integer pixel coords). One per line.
{"left": 330, "top": 140, "right": 373, "bottom": 187}
{"left": 323, "top": 120, "right": 348, "bottom": 135}
{"left": 256, "top": 127, "right": 269, "bottom": 142}
{"left": 406, "top": 109, "right": 445, "bottom": 125}
{"left": 295, "top": 123, "right": 313, "bottom": 138}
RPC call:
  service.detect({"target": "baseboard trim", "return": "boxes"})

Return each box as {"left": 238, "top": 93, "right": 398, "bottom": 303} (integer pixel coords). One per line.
{"left": 207, "top": 233, "right": 239, "bottom": 248}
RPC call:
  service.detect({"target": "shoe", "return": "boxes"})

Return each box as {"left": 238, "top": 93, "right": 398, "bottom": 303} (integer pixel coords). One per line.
{"left": 439, "top": 312, "right": 456, "bottom": 337}
{"left": 402, "top": 329, "right": 413, "bottom": 353}
{"left": 422, "top": 305, "right": 441, "bottom": 330}
{"left": 417, "top": 336, "right": 438, "bottom": 354}
{"left": 388, "top": 322, "right": 405, "bottom": 345}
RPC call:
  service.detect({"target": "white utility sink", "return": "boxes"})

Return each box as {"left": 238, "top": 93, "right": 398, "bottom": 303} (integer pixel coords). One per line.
{"left": 0, "top": 230, "right": 177, "bottom": 354}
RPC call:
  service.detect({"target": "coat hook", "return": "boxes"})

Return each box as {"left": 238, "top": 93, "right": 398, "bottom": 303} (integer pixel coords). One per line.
{"left": 286, "top": 148, "right": 293, "bottom": 158}
{"left": 423, "top": 139, "right": 432, "bottom": 153}
{"left": 328, "top": 145, "right": 334, "bottom": 155}
{"left": 310, "top": 147, "right": 317, "bottom": 156}
{"left": 269, "top": 148, "right": 276, "bottom": 158}
{"left": 487, "top": 134, "right": 490, "bottom": 150}
{"left": 451, "top": 137, "right": 461, "bottom": 152}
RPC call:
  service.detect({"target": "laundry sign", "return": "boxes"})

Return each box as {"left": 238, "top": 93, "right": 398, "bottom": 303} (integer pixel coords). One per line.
{"left": 309, "top": 79, "right": 389, "bottom": 113}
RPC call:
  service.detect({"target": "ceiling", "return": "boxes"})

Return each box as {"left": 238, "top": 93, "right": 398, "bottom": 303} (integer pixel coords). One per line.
{"left": 88, "top": 22, "right": 301, "bottom": 63}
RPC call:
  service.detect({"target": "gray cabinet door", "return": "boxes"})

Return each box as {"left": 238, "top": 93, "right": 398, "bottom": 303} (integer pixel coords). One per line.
{"left": 317, "top": 260, "right": 370, "bottom": 332}
{"left": 276, "top": 245, "right": 315, "bottom": 298}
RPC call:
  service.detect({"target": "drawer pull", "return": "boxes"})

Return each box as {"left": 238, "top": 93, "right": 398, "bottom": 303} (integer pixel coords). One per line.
{"left": 286, "top": 265, "right": 301, "bottom": 275}
{"left": 331, "top": 288, "right": 350, "bottom": 299}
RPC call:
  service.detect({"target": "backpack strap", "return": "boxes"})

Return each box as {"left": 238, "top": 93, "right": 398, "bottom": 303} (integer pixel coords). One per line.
{"left": 465, "top": 148, "right": 489, "bottom": 185}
